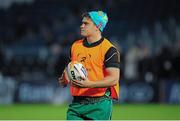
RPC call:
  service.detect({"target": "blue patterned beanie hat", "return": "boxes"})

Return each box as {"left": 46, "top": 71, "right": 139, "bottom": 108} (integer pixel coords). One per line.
{"left": 87, "top": 11, "right": 108, "bottom": 32}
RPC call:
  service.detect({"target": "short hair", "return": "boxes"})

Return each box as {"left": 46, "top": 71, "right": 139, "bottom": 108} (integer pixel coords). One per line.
{"left": 82, "top": 12, "right": 90, "bottom": 19}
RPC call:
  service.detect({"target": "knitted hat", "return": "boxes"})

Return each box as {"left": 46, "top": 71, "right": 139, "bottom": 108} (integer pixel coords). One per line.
{"left": 88, "top": 11, "right": 108, "bottom": 32}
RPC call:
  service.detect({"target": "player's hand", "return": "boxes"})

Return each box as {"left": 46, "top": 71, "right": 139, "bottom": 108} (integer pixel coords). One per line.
{"left": 58, "top": 69, "right": 70, "bottom": 87}
{"left": 71, "top": 77, "right": 94, "bottom": 88}
{"left": 58, "top": 75, "right": 66, "bottom": 87}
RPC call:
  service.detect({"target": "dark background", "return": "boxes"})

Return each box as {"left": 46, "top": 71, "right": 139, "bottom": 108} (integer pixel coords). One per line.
{"left": 0, "top": 0, "right": 180, "bottom": 104}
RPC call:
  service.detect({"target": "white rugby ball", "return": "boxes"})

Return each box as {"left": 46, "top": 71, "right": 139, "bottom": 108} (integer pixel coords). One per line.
{"left": 67, "top": 61, "right": 87, "bottom": 81}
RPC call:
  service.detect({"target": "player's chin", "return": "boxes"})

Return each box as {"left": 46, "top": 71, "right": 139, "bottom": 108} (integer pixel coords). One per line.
{"left": 80, "top": 31, "right": 87, "bottom": 37}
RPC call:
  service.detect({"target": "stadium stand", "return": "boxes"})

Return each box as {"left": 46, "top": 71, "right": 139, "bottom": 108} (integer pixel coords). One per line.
{"left": 0, "top": 0, "right": 180, "bottom": 104}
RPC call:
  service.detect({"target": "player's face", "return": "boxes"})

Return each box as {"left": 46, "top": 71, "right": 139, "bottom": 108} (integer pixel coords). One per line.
{"left": 80, "top": 17, "right": 98, "bottom": 37}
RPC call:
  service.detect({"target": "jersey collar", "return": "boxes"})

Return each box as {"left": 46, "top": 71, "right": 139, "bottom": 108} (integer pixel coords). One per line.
{"left": 83, "top": 37, "right": 104, "bottom": 47}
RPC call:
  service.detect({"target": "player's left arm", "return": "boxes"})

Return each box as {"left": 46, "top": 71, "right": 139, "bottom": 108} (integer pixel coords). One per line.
{"left": 90, "top": 67, "right": 119, "bottom": 88}
{"left": 71, "top": 47, "right": 120, "bottom": 88}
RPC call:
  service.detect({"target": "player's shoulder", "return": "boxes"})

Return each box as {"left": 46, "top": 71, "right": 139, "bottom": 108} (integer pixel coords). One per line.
{"left": 103, "top": 38, "right": 120, "bottom": 53}
{"left": 74, "top": 39, "right": 83, "bottom": 43}
{"left": 71, "top": 38, "right": 84, "bottom": 47}
{"left": 103, "top": 38, "right": 114, "bottom": 47}
{"left": 102, "top": 38, "right": 116, "bottom": 51}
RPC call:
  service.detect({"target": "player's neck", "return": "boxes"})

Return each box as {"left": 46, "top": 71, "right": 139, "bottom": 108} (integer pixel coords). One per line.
{"left": 86, "top": 33, "right": 102, "bottom": 44}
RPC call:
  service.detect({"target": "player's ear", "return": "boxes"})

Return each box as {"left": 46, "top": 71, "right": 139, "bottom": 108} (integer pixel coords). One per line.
{"left": 95, "top": 26, "right": 100, "bottom": 32}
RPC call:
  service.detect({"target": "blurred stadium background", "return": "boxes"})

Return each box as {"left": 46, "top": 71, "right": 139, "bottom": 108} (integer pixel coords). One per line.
{"left": 0, "top": 0, "right": 180, "bottom": 120}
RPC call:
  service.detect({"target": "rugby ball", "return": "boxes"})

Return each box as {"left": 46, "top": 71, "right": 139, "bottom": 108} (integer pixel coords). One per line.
{"left": 67, "top": 61, "right": 87, "bottom": 81}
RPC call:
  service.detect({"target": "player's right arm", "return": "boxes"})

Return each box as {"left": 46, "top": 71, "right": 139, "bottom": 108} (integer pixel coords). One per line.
{"left": 58, "top": 67, "right": 70, "bottom": 87}
{"left": 58, "top": 46, "right": 72, "bottom": 87}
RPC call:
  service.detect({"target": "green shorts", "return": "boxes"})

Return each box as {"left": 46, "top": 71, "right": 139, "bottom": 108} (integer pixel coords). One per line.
{"left": 67, "top": 96, "right": 113, "bottom": 120}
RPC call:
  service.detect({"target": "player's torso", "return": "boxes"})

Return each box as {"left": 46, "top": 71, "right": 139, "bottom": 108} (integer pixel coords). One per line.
{"left": 71, "top": 42, "right": 104, "bottom": 81}
{"left": 70, "top": 38, "right": 113, "bottom": 97}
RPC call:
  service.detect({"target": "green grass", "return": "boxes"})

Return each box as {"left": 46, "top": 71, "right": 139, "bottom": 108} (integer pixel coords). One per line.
{"left": 0, "top": 103, "right": 180, "bottom": 120}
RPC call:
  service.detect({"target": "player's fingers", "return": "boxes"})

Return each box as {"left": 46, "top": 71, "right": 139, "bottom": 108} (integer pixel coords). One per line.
{"left": 80, "top": 76, "right": 86, "bottom": 81}
{"left": 58, "top": 75, "right": 63, "bottom": 81}
{"left": 58, "top": 78, "right": 63, "bottom": 84}
{"left": 58, "top": 76, "right": 66, "bottom": 86}
{"left": 71, "top": 80, "right": 83, "bottom": 87}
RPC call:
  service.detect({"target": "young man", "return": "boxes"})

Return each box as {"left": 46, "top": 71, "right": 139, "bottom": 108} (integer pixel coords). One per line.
{"left": 59, "top": 11, "right": 120, "bottom": 120}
